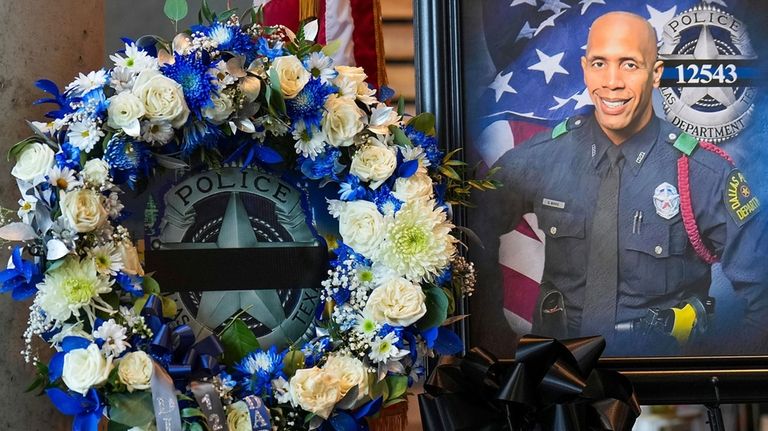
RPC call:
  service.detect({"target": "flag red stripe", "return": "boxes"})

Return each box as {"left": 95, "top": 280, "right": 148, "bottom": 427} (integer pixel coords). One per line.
{"left": 513, "top": 217, "right": 541, "bottom": 242}
{"left": 349, "top": 0, "right": 379, "bottom": 87}
{"left": 501, "top": 264, "right": 539, "bottom": 322}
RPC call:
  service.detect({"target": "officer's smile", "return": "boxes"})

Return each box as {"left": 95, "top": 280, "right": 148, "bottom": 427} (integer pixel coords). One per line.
{"left": 599, "top": 97, "right": 631, "bottom": 112}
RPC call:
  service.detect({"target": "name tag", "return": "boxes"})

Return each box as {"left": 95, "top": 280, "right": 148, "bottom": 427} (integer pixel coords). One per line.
{"left": 542, "top": 198, "right": 566, "bottom": 209}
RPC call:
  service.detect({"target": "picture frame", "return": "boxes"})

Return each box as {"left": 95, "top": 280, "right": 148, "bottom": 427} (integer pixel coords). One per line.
{"left": 413, "top": 0, "right": 768, "bottom": 404}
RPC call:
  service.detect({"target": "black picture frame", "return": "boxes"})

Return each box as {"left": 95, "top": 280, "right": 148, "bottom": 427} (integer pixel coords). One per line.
{"left": 412, "top": 0, "right": 768, "bottom": 404}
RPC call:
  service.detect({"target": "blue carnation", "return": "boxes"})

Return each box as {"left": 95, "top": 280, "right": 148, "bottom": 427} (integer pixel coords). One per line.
{"left": 370, "top": 183, "right": 402, "bottom": 213}
{"left": 160, "top": 52, "right": 215, "bottom": 116}
{"left": 256, "top": 37, "right": 285, "bottom": 61}
{"left": 115, "top": 272, "right": 143, "bottom": 297}
{"left": 286, "top": 78, "right": 336, "bottom": 131}
{"left": 435, "top": 266, "right": 452, "bottom": 286}
{"left": 55, "top": 142, "right": 82, "bottom": 170}
{"left": 77, "top": 88, "right": 108, "bottom": 121}
{"left": 103, "top": 136, "right": 154, "bottom": 189}
{"left": 405, "top": 126, "right": 443, "bottom": 168}
{"left": 0, "top": 246, "right": 42, "bottom": 301}
{"left": 331, "top": 287, "right": 351, "bottom": 305}
{"left": 301, "top": 337, "right": 331, "bottom": 367}
{"left": 338, "top": 175, "right": 368, "bottom": 201}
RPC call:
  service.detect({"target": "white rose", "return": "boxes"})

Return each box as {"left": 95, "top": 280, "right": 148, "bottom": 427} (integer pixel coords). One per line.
{"left": 322, "top": 94, "right": 365, "bottom": 147}
{"left": 227, "top": 402, "right": 252, "bottom": 431}
{"left": 81, "top": 159, "right": 110, "bottom": 186}
{"left": 290, "top": 367, "right": 341, "bottom": 419}
{"left": 392, "top": 173, "right": 434, "bottom": 202}
{"left": 107, "top": 91, "right": 146, "bottom": 137}
{"left": 60, "top": 189, "right": 108, "bottom": 233}
{"left": 337, "top": 200, "right": 384, "bottom": 258}
{"left": 117, "top": 351, "right": 153, "bottom": 392}
{"left": 271, "top": 55, "right": 310, "bottom": 99}
{"left": 132, "top": 70, "right": 190, "bottom": 128}
{"left": 117, "top": 240, "right": 145, "bottom": 276}
{"left": 202, "top": 93, "right": 235, "bottom": 124}
{"left": 333, "top": 66, "right": 367, "bottom": 98}
{"left": 364, "top": 277, "right": 427, "bottom": 327}
{"left": 323, "top": 355, "right": 369, "bottom": 401}
{"left": 62, "top": 344, "right": 113, "bottom": 395}
{"left": 350, "top": 140, "right": 396, "bottom": 189}
{"left": 11, "top": 143, "right": 54, "bottom": 183}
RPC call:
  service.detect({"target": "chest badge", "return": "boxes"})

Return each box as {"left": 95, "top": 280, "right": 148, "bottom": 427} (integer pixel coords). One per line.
{"left": 653, "top": 182, "right": 680, "bottom": 219}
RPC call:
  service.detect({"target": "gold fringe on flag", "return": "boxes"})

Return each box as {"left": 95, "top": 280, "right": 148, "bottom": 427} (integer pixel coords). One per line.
{"left": 299, "top": 0, "right": 319, "bottom": 22}
{"left": 367, "top": 401, "right": 408, "bottom": 431}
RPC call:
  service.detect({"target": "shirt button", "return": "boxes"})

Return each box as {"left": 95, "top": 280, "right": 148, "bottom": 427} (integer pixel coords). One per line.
{"left": 654, "top": 245, "right": 663, "bottom": 255}
{"left": 574, "top": 119, "right": 582, "bottom": 126}
{"left": 668, "top": 133, "right": 677, "bottom": 140}
{"left": 550, "top": 226, "right": 558, "bottom": 235}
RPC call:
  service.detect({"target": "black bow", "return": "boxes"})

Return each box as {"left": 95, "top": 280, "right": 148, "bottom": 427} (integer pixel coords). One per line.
{"left": 419, "top": 335, "right": 640, "bottom": 431}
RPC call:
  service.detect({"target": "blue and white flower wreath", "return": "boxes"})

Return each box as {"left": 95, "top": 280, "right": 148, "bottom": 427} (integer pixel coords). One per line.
{"left": 0, "top": 4, "right": 497, "bottom": 431}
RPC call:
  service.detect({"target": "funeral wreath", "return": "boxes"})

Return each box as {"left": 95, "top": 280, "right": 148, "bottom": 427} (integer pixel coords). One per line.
{"left": 0, "top": 3, "right": 497, "bottom": 431}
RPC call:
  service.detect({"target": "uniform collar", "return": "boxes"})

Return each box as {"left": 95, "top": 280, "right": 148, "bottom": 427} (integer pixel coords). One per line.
{"left": 588, "top": 115, "right": 660, "bottom": 176}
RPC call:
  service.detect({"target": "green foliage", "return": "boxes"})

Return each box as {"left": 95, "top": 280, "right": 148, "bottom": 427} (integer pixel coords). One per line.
{"left": 416, "top": 287, "right": 448, "bottom": 330}
{"left": 282, "top": 349, "right": 306, "bottom": 377}
{"left": 385, "top": 375, "right": 408, "bottom": 400}
{"left": 389, "top": 125, "right": 412, "bottom": 147}
{"left": 437, "top": 149, "right": 502, "bottom": 208}
{"left": 219, "top": 317, "right": 261, "bottom": 365}
{"left": 407, "top": 112, "right": 436, "bottom": 135}
{"left": 107, "top": 391, "right": 156, "bottom": 428}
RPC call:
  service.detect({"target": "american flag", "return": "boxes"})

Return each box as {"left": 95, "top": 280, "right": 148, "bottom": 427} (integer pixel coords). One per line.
{"left": 471, "top": 0, "right": 744, "bottom": 334}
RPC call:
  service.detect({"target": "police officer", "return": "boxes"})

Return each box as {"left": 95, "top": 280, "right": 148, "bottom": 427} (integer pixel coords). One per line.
{"left": 475, "top": 12, "right": 768, "bottom": 353}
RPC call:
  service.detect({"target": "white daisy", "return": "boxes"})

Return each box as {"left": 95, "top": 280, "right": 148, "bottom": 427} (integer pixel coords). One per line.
{"left": 88, "top": 243, "right": 124, "bottom": 276}
{"left": 305, "top": 52, "right": 337, "bottom": 84}
{"left": 92, "top": 319, "right": 130, "bottom": 356}
{"left": 65, "top": 70, "right": 108, "bottom": 96}
{"left": 368, "top": 332, "right": 408, "bottom": 363}
{"left": 109, "top": 43, "right": 158, "bottom": 73}
{"left": 47, "top": 166, "right": 82, "bottom": 191}
{"left": 17, "top": 195, "right": 38, "bottom": 224}
{"left": 67, "top": 121, "right": 104, "bottom": 153}
{"left": 141, "top": 120, "right": 174, "bottom": 145}
{"left": 292, "top": 125, "right": 327, "bottom": 160}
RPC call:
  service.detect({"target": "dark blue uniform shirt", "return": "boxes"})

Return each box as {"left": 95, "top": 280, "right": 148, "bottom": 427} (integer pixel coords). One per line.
{"left": 476, "top": 114, "right": 768, "bottom": 347}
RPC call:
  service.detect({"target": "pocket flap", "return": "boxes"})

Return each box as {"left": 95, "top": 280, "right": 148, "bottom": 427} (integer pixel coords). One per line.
{"left": 626, "top": 223, "right": 670, "bottom": 258}
{"left": 538, "top": 208, "right": 585, "bottom": 239}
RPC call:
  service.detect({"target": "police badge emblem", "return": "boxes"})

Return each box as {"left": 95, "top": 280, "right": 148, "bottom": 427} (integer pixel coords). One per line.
{"left": 654, "top": 182, "right": 681, "bottom": 219}
{"left": 659, "top": 6, "right": 757, "bottom": 142}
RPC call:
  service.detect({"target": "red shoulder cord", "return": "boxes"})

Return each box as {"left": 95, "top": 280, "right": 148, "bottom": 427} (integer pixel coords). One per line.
{"left": 677, "top": 141, "right": 735, "bottom": 264}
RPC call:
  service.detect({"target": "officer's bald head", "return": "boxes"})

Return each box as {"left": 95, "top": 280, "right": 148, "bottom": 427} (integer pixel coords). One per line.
{"left": 581, "top": 12, "right": 664, "bottom": 144}
{"left": 586, "top": 12, "right": 658, "bottom": 63}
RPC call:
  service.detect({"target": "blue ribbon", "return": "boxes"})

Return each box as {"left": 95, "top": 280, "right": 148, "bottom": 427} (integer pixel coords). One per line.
{"left": 241, "top": 395, "right": 271, "bottom": 431}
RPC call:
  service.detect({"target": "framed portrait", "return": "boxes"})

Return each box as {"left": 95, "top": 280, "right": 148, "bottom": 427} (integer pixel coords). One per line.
{"left": 414, "top": 0, "right": 768, "bottom": 400}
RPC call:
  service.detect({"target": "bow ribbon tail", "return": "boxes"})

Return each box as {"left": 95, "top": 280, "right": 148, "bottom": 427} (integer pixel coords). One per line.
{"left": 191, "top": 381, "right": 229, "bottom": 431}
{"left": 150, "top": 361, "right": 183, "bottom": 431}
{"left": 242, "top": 395, "right": 272, "bottom": 431}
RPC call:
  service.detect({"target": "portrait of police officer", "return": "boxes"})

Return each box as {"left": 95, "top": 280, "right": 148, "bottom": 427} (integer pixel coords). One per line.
{"left": 474, "top": 11, "right": 768, "bottom": 355}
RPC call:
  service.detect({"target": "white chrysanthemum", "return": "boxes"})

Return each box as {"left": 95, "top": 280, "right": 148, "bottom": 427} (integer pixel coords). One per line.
{"left": 65, "top": 70, "right": 108, "bottom": 96}
{"left": 93, "top": 319, "right": 130, "bottom": 356}
{"left": 109, "top": 67, "right": 136, "bottom": 92}
{"left": 399, "top": 145, "right": 430, "bottom": 172}
{"left": 368, "top": 332, "right": 408, "bottom": 363}
{"left": 374, "top": 199, "right": 456, "bottom": 282}
{"left": 292, "top": 125, "right": 327, "bottom": 160}
{"left": 306, "top": 52, "right": 336, "bottom": 84}
{"left": 140, "top": 120, "right": 174, "bottom": 145}
{"left": 88, "top": 244, "right": 124, "bottom": 276}
{"left": 35, "top": 257, "right": 113, "bottom": 324}
{"left": 67, "top": 121, "right": 104, "bottom": 153}
{"left": 110, "top": 43, "right": 158, "bottom": 73}
{"left": 17, "top": 195, "right": 38, "bottom": 224}
{"left": 47, "top": 166, "right": 82, "bottom": 191}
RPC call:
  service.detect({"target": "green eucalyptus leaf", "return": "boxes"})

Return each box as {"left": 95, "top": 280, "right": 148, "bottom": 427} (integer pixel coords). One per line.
{"left": 416, "top": 287, "right": 448, "bottom": 330}
{"left": 164, "top": 0, "right": 189, "bottom": 22}
{"left": 107, "top": 391, "right": 155, "bottom": 428}
{"left": 220, "top": 318, "right": 260, "bottom": 365}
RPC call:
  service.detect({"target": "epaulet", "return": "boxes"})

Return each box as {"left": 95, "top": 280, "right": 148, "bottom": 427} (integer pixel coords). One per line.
{"left": 666, "top": 131, "right": 699, "bottom": 156}
{"left": 551, "top": 116, "right": 586, "bottom": 139}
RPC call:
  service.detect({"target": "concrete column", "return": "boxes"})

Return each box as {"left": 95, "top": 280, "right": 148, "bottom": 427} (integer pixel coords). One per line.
{"left": 0, "top": 1, "right": 103, "bottom": 428}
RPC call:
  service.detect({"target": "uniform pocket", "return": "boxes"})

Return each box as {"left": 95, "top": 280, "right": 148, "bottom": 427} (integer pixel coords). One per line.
{"left": 537, "top": 207, "right": 587, "bottom": 277}
{"left": 624, "top": 222, "right": 684, "bottom": 296}
{"left": 538, "top": 207, "right": 585, "bottom": 239}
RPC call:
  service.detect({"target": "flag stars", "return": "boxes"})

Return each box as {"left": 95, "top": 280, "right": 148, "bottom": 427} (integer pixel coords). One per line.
{"left": 527, "top": 49, "right": 569, "bottom": 83}
{"left": 516, "top": 21, "right": 537, "bottom": 42}
{"left": 572, "top": 88, "right": 594, "bottom": 109}
{"left": 534, "top": 10, "right": 566, "bottom": 36}
{"left": 646, "top": 5, "right": 677, "bottom": 42}
{"left": 578, "top": 0, "right": 605, "bottom": 15}
{"left": 510, "top": 0, "right": 537, "bottom": 6}
{"left": 489, "top": 70, "right": 517, "bottom": 103}
{"left": 538, "top": 0, "right": 570, "bottom": 14}
{"left": 549, "top": 95, "right": 573, "bottom": 111}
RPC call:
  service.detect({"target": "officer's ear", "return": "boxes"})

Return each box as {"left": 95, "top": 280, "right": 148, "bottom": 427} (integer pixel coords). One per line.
{"left": 652, "top": 59, "right": 664, "bottom": 88}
